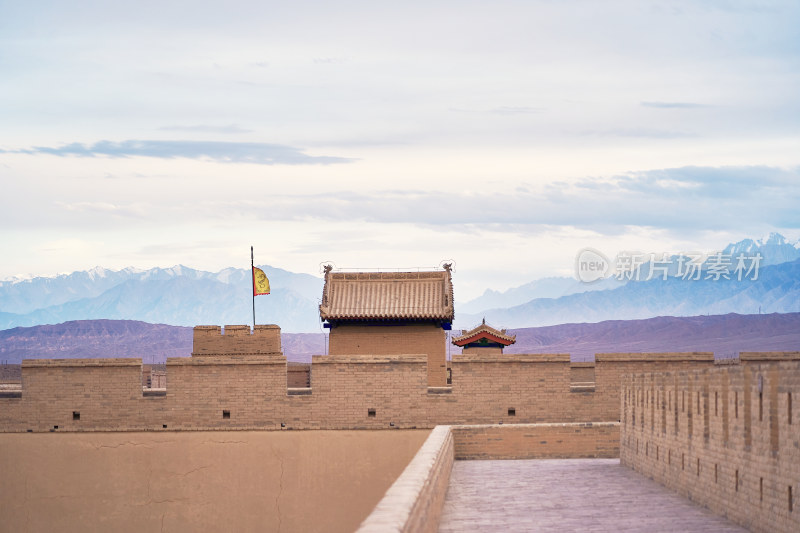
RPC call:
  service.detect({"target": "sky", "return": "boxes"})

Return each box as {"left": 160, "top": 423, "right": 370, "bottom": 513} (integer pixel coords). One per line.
{"left": 1, "top": 0, "right": 799, "bottom": 301}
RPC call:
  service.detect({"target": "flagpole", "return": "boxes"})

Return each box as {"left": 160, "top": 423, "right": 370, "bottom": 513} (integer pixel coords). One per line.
{"left": 251, "top": 246, "right": 256, "bottom": 329}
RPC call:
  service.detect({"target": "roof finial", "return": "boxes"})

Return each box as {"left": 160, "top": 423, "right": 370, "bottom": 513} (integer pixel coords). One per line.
{"left": 482, "top": 317, "right": 486, "bottom": 325}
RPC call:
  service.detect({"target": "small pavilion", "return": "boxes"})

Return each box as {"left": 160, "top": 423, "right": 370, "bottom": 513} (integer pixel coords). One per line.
{"left": 452, "top": 319, "right": 516, "bottom": 354}
{"left": 319, "top": 263, "right": 454, "bottom": 386}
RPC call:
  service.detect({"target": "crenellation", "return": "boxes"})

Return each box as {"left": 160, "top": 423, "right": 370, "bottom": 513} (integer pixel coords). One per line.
{"left": 4, "top": 339, "right": 800, "bottom": 436}
{"left": 621, "top": 360, "right": 800, "bottom": 533}
{"left": 191, "top": 324, "right": 283, "bottom": 357}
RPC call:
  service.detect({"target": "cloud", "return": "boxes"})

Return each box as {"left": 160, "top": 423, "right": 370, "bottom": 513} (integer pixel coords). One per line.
{"left": 313, "top": 57, "right": 348, "bottom": 64}
{"left": 641, "top": 101, "right": 710, "bottom": 109}
{"left": 579, "top": 128, "right": 692, "bottom": 139}
{"left": 449, "top": 106, "right": 542, "bottom": 115}
{"left": 489, "top": 106, "right": 542, "bottom": 115}
{"left": 2, "top": 140, "right": 354, "bottom": 165}
{"left": 211, "top": 165, "right": 800, "bottom": 233}
{"left": 56, "top": 201, "right": 147, "bottom": 218}
{"left": 158, "top": 124, "right": 254, "bottom": 134}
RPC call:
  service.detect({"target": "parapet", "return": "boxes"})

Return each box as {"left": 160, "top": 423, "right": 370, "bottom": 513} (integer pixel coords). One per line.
{"left": 191, "top": 324, "right": 283, "bottom": 357}
{"left": 595, "top": 352, "right": 714, "bottom": 363}
{"left": 739, "top": 351, "right": 800, "bottom": 362}
{"left": 22, "top": 358, "right": 141, "bottom": 368}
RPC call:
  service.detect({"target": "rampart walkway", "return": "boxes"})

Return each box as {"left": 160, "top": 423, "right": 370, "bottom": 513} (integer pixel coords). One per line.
{"left": 439, "top": 458, "right": 747, "bottom": 532}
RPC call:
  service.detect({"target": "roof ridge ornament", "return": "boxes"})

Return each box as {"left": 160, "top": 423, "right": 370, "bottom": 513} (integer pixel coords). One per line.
{"left": 439, "top": 260, "right": 455, "bottom": 273}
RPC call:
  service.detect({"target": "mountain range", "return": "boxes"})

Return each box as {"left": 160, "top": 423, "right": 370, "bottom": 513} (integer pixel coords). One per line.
{"left": 459, "top": 232, "right": 800, "bottom": 315}
{"left": 0, "top": 233, "right": 798, "bottom": 332}
{"left": 2, "top": 313, "right": 798, "bottom": 365}
{"left": 0, "top": 265, "right": 324, "bottom": 332}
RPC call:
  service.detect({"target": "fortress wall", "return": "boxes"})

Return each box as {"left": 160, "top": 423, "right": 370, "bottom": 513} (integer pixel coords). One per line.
{"left": 164, "top": 356, "right": 287, "bottom": 430}
{"left": 301, "top": 354, "right": 430, "bottom": 429}
{"left": 329, "top": 324, "right": 448, "bottom": 387}
{"left": 595, "top": 353, "right": 715, "bottom": 421}
{"left": 451, "top": 422, "right": 620, "bottom": 460}
{"left": 5, "top": 346, "right": 796, "bottom": 433}
{"left": 17, "top": 359, "right": 145, "bottom": 432}
{"left": 740, "top": 351, "right": 800, "bottom": 363}
{"left": 287, "top": 363, "right": 311, "bottom": 388}
{"left": 445, "top": 354, "right": 573, "bottom": 424}
{"left": 570, "top": 362, "right": 595, "bottom": 384}
{"left": 620, "top": 361, "right": 800, "bottom": 533}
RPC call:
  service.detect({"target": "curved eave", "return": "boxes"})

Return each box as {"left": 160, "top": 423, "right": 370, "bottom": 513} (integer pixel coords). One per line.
{"left": 452, "top": 331, "right": 516, "bottom": 347}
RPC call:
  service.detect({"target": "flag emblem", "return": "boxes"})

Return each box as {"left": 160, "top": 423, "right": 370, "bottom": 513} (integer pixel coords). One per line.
{"left": 253, "top": 267, "right": 270, "bottom": 296}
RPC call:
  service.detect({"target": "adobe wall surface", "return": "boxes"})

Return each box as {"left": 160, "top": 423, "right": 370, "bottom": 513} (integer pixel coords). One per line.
{"left": 358, "top": 425, "right": 454, "bottom": 533}
{"left": 329, "top": 323, "right": 447, "bottom": 387}
{"left": 620, "top": 360, "right": 800, "bottom": 533}
{"left": 0, "top": 429, "right": 429, "bottom": 533}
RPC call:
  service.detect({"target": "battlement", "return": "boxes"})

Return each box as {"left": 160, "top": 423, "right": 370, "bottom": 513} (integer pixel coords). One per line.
{"left": 595, "top": 352, "right": 714, "bottom": 362}
{"left": 191, "top": 324, "right": 283, "bottom": 357}
{"left": 621, "top": 360, "right": 800, "bottom": 533}
{"left": 3, "top": 348, "right": 790, "bottom": 433}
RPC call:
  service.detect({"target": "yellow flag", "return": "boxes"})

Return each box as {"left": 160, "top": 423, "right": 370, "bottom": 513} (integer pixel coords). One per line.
{"left": 253, "top": 267, "right": 270, "bottom": 296}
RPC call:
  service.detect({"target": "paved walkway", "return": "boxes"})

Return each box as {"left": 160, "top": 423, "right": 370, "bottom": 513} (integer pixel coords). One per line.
{"left": 439, "top": 459, "right": 748, "bottom": 532}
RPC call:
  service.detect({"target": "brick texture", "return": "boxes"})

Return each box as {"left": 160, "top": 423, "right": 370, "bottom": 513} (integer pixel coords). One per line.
{"left": 3, "top": 324, "right": 781, "bottom": 434}
{"left": 451, "top": 422, "right": 620, "bottom": 460}
{"left": 329, "top": 323, "right": 447, "bottom": 387}
{"left": 620, "top": 360, "right": 800, "bottom": 533}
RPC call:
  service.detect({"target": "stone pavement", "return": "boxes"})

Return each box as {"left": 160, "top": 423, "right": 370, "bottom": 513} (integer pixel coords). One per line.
{"left": 439, "top": 458, "right": 748, "bottom": 532}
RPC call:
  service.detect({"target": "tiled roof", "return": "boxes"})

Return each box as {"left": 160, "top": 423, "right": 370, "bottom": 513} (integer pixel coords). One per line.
{"left": 319, "top": 268, "right": 454, "bottom": 321}
{"left": 452, "top": 321, "right": 516, "bottom": 346}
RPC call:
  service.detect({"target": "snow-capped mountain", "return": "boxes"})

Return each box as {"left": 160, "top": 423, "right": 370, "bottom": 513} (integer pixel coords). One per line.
{"left": 0, "top": 265, "right": 324, "bottom": 332}
{"left": 1, "top": 234, "right": 798, "bottom": 333}
{"left": 459, "top": 233, "right": 800, "bottom": 316}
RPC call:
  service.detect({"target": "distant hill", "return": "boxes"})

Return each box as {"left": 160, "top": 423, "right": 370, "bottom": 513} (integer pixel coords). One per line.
{"left": 0, "top": 320, "right": 326, "bottom": 364}
{"left": 500, "top": 312, "right": 800, "bottom": 361}
{"left": 0, "top": 320, "right": 192, "bottom": 364}
{"left": 2, "top": 314, "right": 798, "bottom": 366}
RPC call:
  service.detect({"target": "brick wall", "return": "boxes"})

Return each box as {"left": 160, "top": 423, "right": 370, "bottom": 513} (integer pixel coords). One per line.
{"left": 620, "top": 360, "right": 800, "bottom": 533}
{"left": 595, "top": 352, "right": 714, "bottom": 421}
{"left": 3, "top": 358, "right": 145, "bottom": 432}
{"left": 2, "top": 325, "right": 763, "bottom": 434}
{"left": 298, "top": 354, "right": 430, "bottom": 429}
{"left": 444, "top": 353, "right": 574, "bottom": 424}
{"left": 329, "top": 323, "right": 447, "bottom": 387}
{"left": 192, "top": 324, "right": 282, "bottom": 356}
{"left": 451, "top": 422, "right": 620, "bottom": 460}
{"left": 287, "top": 363, "right": 311, "bottom": 388}
{"left": 165, "top": 355, "right": 287, "bottom": 430}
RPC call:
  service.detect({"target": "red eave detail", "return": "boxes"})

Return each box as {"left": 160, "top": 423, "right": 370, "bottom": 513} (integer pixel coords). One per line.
{"left": 452, "top": 331, "right": 515, "bottom": 347}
